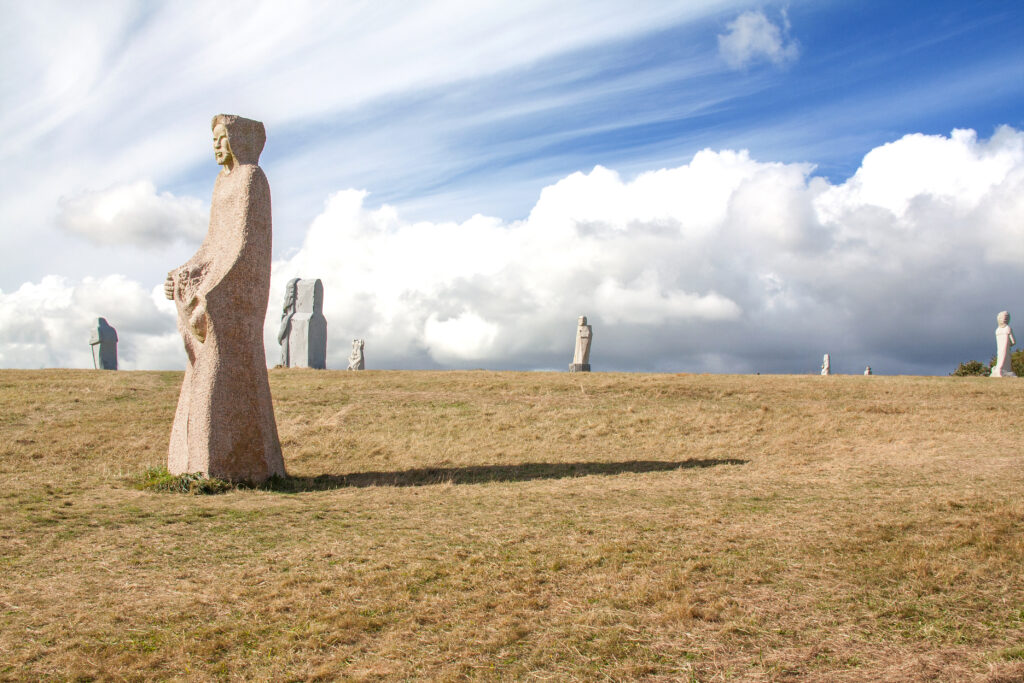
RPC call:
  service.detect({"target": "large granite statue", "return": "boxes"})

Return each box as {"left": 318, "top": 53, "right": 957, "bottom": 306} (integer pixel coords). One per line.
{"left": 820, "top": 354, "right": 831, "bottom": 376}
{"left": 88, "top": 317, "right": 118, "bottom": 370}
{"left": 347, "top": 339, "right": 365, "bottom": 370}
{"left": 992, "top": 311, "right": 1016, "bottom": 377}
{"left": 569, "top": 315, "right": 592, "bottom": 372}
{"left": 278, "top": 278, "right": 327, "bottom": 369}
{"left": 163, "top": 114, "right": 285, "bottom": 483}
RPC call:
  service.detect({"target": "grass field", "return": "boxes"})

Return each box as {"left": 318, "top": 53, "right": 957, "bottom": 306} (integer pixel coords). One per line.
{"left": 0, "top": 369, "right": 1022, "bottom": 681}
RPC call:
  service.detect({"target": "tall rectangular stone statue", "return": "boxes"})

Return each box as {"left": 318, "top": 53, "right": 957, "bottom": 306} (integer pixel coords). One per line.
{"left": 277, "top": 278, "right": 327, "bottom": 369}
{"left": 569, "top": 315, "right": 592, "bottom": 372}
{"left": 88, "top": 317, "right": 117, "bottom": 370}
{"left": 163, "top": 114, "right": 285, "bottom": 483}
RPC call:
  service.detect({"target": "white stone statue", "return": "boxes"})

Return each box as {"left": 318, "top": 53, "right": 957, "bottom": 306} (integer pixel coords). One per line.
{"left": 820, "top": 354, "right": 830, "bottom": 376}
{"left": 88, "top": 317, "right": 118, "bottom": 370}
{"left": 569, "top": 315, "right": 592, "bottom": 372}
{"left": 347, "top": 339, "right": 365, "bottom": 370}
{"left": 864, "top": 366, "right": 872, "bottom": 376}
{"left": 991, "top": 311, "right": 1016, "bottom": 377}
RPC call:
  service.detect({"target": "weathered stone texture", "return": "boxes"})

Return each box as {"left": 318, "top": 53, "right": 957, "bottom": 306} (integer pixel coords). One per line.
{"left": 165, "top": 114, "right": 285, "bottom": 483}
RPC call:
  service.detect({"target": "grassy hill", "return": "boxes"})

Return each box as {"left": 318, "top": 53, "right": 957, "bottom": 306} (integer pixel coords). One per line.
{"left": 1, "top": 369, "right": 1022, "bottom": 680}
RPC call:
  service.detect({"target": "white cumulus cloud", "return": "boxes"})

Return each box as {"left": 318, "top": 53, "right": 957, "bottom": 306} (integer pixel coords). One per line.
{"left": 3, "top": 127, "right": 1023, "bottom": 374}
{"left": 56, "top": 180, "right": 206, "bottom": 246}
{"left": 0, "top": 275, "right": 180, "bottom": 369}
{"left": 265, "top": 125, "right": 1024, "bottom": 374}
{"left": 718, "top": 10, "right": 799, "bottom": 69}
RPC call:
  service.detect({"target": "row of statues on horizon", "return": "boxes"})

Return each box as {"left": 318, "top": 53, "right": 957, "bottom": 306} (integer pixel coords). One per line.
{"left": 89, "top": 305, "right": 1015, "bottom": 380}
{"left": 820, "top": 355, "right": 871, "bottom": 376}
{"left": 819, "top": 311, "right": 1016, "bottom": 377}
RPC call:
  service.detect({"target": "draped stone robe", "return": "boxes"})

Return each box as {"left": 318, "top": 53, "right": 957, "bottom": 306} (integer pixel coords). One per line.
{"left": 167, "top": 115, "right": 285, "bottom": 482}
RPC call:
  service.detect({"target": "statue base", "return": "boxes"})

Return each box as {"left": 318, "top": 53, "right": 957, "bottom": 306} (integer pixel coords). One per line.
{"left": 569, "top": 363, "right": 591, "bottom": 372}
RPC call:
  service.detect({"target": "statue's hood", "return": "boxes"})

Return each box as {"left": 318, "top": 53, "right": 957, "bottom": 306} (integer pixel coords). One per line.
{"left": 212, "top": 114, "right": 265, "bottom": 165}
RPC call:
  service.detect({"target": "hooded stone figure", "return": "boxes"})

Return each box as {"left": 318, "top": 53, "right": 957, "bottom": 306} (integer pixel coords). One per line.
{"left": 163, "top": 114, "right": 285, "bottom": 483}
{"left": 88, "top": 317, "right": 118, "bottom": 370}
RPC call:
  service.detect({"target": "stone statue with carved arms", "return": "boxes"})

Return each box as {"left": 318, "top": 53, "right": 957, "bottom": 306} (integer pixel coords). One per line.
{"left": 163, "top": 114, "right": 285, "bottom": 483}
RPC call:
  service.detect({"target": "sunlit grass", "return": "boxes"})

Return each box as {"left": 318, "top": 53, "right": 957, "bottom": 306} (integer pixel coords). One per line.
{"left": 0, "top": 369, "right": 1021, "bottom": 679}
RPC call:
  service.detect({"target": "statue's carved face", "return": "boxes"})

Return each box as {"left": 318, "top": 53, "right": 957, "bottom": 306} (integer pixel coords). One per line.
{"left": 578, "top": 316, "right": 587, "bottom": 326}
{"left": 998, "top": 311, "right": 1010, "bottom": 326}
{"left": 212, "top": 123, "right": 232, "bottom": 166}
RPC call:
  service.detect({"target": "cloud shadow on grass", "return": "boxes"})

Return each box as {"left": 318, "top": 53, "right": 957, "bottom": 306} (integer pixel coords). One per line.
{"left": 263, "top": 458, "right": 748, "bottom": 493}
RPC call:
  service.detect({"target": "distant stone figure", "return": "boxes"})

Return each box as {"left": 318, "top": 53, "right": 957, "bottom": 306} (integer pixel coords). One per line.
{"left": 569, "top": 315, "right": 592, "bottom": 372}
{"left": 276, "top": 278, "right": 300, "bottom": 367}
{"left": 991, "top": 311, "right": 1016, "bottom": 377}
{"left": 281, "top": 278, "right": 327, "bottom": 369}
{"left": 821, "top": 354, "right": 831, "bottom": 376}
{"left": 163, "top": 114, "right": 285, "bottom": 483}
{"left": 88, "top": 317, "right": 118, "bottom": 370}
{"left": 864, "top": 366, "right": 872, "bottom": 376}
{"left": 347, "top": 339, "right": 365, "bottom": 370}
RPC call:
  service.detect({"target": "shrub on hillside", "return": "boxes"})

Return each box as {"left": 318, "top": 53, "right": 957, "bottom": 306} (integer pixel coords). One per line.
{"left": 951, "top": 360, "right": 990, "bottom": 376}
{"left": 953, "top": 349, "right": 1024, "bottom": 376}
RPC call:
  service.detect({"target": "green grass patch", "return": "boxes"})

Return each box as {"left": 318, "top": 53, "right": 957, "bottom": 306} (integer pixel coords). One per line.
{"left": 1001, "top": 646, "right": 1024, "bottom": 661}
{"left": 133, "top": 466, "right": 233, "bottom": 495}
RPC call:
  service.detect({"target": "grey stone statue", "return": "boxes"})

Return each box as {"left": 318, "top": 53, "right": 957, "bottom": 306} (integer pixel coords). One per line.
{"left": 88, "top": 317, "right": 118, "bottom": 370}
{"left": 277, "top": 278, "right": 300, "bottom": 367}
{"left": 347, "top": 339, "right": 365, "bottom": 370}
{"left": 283, "top": 278, "right": 327, "bottom": 369}
{"left": 569, "top": 315, "right": 592, "bottom": 372}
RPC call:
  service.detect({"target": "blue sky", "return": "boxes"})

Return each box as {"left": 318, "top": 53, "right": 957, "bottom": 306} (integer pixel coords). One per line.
{"left": 1, "top": 0, "right": 1022, "bottom": 373}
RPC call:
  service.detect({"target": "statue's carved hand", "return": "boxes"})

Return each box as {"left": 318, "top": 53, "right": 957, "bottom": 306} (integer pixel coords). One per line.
{"left": 164, "top": 273, "right": 175, "bottom": 300}
{"left": 189, "top": 300, "right": 208, "bottom": 343}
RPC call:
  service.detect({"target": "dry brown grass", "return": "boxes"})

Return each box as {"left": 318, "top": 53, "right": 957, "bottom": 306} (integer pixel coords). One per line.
{"left": 1, "top": 369, "right": 1022, "bottom": 681}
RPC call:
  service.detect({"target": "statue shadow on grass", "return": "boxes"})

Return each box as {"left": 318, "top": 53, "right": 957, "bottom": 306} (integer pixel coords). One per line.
{"left": 262, "top": 458, "right": 748, "bottom": 493}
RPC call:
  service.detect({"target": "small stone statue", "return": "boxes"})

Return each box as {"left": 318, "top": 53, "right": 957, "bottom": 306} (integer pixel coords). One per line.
{"left": 282, "top": 279, "right": 327, "bottom": 369}
{"left": 164, "top": 114, "right": 285, "bottom": 483}
{"left": 864, "top": 366, "right": 872, "bottom": 376}
{"left": 569, "top": 315, "right": 592, "bottom": 372}
{"left": 88, "top": 317, "right": 118, "bottom": 370}
{"left": 820, "top": 354, "right": 831, "bottom": 376}
{"left": 347, "top": 339, "right": 365, "bottom": 370}
{"left": 277, "top": 278, "right": 299, "bottom": 367}
{"left": 991, "top": 311, "right": 1016, "bottom": 377}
